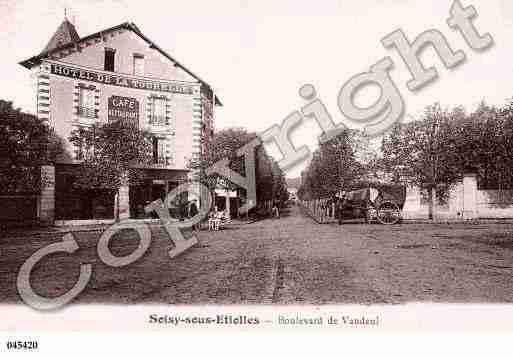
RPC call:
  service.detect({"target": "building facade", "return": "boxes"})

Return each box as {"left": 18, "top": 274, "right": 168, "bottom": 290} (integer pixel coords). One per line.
{"left": 20, "top": 19, "right": 220, "bottom": 223}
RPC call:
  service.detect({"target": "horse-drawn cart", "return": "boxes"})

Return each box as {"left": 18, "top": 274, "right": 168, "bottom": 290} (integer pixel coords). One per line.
{"left": 335, "top": 186, "right": 404, "bottom": 225}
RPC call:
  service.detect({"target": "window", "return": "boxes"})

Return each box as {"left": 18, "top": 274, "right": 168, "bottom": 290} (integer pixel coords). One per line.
{"left": 78, "top": 86, "right": 95, "bottom": 118}
{"left": 149, "top": 97, "right": 167, "bottom": 125}
{"left": 152, "top": 137, "right": 167, "bottom": 165}
{"left": 152, "top": 137, "right": 158, "bottom": 163}
{"left": 104, "top": 48, "right": 116, "bottom": 72}
{"left": 133, "top": 54, "right": 144, "bottom": 76}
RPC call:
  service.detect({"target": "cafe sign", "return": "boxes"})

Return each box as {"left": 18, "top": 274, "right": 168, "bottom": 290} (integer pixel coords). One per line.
{"left": 49, "top": 62, "right": 194, "bottom": 95}
{"left": 108, "top": 96, "right": 139, "bottom": 127}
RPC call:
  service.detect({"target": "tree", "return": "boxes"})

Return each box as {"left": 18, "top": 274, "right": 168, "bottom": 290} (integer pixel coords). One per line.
{"left": 270, "top": 158, "right": 289, "bottom": 203}
{"left": 68, "top": 120, "right": 153, "bottom": 221}
{"left": 0, "top": 100, "right": 64, "bottom": 193}
{"left": 382, "top": 103, "right": 465, "bottom": 218}
{"left": 298, "top": 130, "right": 362, "bottom": 199}
{"left": 457, "top": 101, "right": 513, "bottom": 190}
{"left": 189, "top": 127, "right": 288, "bottom": 212}
{"left": 189, "top": 127, "right": 257, "bottom": 207}
{"left": 351, "top": 131, "right": 384, "bottom": 182}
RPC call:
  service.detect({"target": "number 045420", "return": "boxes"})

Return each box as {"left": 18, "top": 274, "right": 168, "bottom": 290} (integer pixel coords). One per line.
{"left": 6, "top": 340, "right": 38, "bottom": 350}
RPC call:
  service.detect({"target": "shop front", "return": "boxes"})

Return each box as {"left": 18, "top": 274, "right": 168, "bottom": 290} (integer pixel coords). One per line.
{"left": 129, "top": 168, "right": 189, "bottom": 219}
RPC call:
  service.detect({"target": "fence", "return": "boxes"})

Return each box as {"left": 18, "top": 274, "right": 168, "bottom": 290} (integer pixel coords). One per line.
{"left": 298, "top": 198, "right": 337, "bottom": 223}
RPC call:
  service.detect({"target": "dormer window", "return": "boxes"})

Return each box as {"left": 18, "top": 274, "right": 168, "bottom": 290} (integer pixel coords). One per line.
{"left": 133, "top": 53, "right": 144, "bottom": 76}
{"left": 104, "top": 48, "right": 116, "bottom": 72}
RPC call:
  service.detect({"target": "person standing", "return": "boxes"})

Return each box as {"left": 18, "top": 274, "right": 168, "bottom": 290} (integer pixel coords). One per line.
{"left": 272, "top": 199, "right": 280, "bottom": 218}
{"left": 337, "top": 192, "right": 347, "bottom": 225}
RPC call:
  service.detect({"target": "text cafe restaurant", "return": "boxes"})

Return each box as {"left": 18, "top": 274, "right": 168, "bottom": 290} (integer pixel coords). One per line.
{"left": 19, "top": 19, "right": 221, "bottom": 224}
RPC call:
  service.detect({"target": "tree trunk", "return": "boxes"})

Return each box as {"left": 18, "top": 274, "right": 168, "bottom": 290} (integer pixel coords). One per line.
{"left": 428, "top": 186, "right": 434, "bottom": 220}
{"left": 225, "top": 188, "right": 231, "bottom": 219}
{"left": 115, "top": 188, "right": 120, "bottom": 223}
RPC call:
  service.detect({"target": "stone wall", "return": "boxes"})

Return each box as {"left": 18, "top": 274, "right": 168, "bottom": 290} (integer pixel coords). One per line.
{"left": 402, "top": 173, "right": 513, "bottom": 220}
{"left": 476, "top": 189, "right": 513, "bottom": 218}
{"left": 38, "top": 165, "right": 55, "bottom": 225}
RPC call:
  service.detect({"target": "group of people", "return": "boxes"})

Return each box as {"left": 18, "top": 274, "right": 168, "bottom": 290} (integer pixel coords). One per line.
{"left": 141, "top": 197, "right": 232, "bottom": 231}
{"left": 180, "top": 200, "right": 230, "bottom": 231}
{"left": 184, "top": 200, "right": 231, "bottom": 231}
{"left": 153, "top": 196, "right": 285, "bottom": 230}
{"left": 207, "top": 206, "right": 229, "bottom": 231}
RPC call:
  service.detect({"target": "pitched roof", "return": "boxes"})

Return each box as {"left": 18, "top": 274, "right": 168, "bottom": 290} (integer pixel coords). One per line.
{"left": 20, "top": 21, "right": 222, "bottom": 106}
{"left": 42, "top": 19, "right": 80, "bottom": 53}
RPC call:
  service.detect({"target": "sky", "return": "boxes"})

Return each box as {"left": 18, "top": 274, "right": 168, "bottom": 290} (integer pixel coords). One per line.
{"left": 1, "top": 0, "right": 512, "bottom": 178}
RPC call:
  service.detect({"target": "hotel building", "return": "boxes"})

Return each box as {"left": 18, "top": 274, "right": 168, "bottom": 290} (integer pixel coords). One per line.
{"left": 19, "top": 19, "right": 220, "bottom": 223}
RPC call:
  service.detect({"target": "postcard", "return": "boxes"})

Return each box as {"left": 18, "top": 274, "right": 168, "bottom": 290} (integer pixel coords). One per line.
{"left": 0, "top": 0, "right": 511, "bottom": 356}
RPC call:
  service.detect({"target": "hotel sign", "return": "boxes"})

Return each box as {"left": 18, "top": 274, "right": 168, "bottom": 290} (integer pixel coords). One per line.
{"left": 108, "top": 96, "right": 139, "bottom": 127}
{"left": 49, "top": 63, "right": 194, "bottom": 94}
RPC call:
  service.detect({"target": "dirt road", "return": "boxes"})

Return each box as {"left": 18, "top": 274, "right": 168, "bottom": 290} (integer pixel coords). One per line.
{"left": 1, "top": 205, "right": 513, "bottom": 305}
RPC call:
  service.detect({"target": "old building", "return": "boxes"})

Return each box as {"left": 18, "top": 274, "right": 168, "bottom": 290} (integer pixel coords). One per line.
{"left": 20, "top": 18, "right": 220, "bottom": 223}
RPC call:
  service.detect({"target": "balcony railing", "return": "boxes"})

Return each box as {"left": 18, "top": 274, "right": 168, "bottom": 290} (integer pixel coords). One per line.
{"left": 148, "top": 115, "right": 168, "bottom": 126}
{"left": 153, "top": 156, "right": 171, "bottom": 166}
{"left": 78, "top": 106, "right": 96, "bottom": 119}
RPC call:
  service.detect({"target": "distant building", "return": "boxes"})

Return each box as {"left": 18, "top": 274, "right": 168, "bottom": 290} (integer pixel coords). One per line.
{"left": 288, "top": 187, "right": 298, "bottom": 200}
{"left": 20, "top": 18, "right": 221, "bottom": 223}
{"left": 286, "top": 177, "right": 300, "bottom": 200}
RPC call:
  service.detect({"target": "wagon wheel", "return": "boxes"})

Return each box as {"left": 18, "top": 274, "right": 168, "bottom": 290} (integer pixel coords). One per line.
{"left": 376, "top": 201, "right": 401, "bottom": 225}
